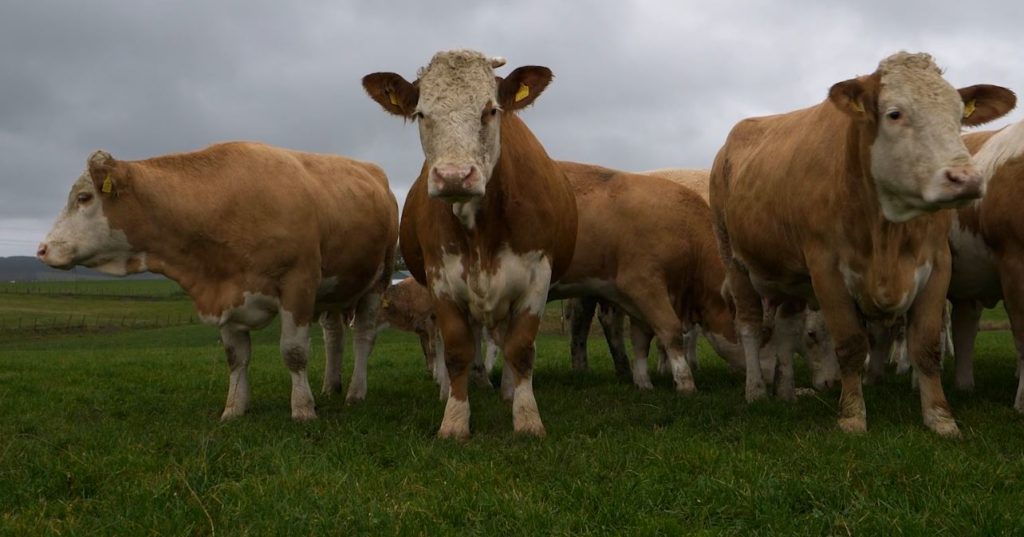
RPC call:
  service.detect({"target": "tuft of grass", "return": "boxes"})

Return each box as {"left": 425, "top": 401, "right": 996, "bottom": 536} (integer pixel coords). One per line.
{"left": 2, "top": 293, "right": 1024, "bottom": 534}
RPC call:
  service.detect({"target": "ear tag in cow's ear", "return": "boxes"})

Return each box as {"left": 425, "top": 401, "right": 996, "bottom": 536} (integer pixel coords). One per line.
{"left": 514, "top": 83, "right": 530, "bottom": 102}
{"left": 851, "top": 100, "right": 865, "bottom": 114}
{"left": 388, "top": 90, "right": 399, "bottom": 107}
{"left": 963, "top": 99, "right": 976, "bottom": 119}
{"left": 101, "top": 174, "right": 113, "bottom": 194}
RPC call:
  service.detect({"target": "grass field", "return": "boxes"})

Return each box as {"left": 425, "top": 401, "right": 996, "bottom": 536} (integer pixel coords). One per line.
{"left": 2, "top": 283, "right": 1024, "bottom": 534}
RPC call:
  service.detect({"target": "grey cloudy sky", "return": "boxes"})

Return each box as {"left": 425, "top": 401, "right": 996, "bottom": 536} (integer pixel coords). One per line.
{"left": 2, "top": 0, "right": 1023, "bottom": 256}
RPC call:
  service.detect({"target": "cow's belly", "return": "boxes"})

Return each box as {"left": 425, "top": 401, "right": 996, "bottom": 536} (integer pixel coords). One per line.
{"left": 198, "top": 291, "right": 280, "bottom": 330}
{"left": 433, "top": 247, "right": 552, "bottom": 327}
{"left": 548, "top": 277, "right": 642, "bottom": 320}
{"left": 949, "top": 224, "right": 1002, "bottom": 305}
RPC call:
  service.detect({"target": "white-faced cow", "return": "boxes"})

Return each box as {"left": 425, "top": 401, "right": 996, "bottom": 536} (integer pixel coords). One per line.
{"left": 710, "top": 52, "right": 1014, "bottom": 436}
{"left": 947, "top": 117, "right": 1024, "bottom": 409}
{"left": 38, "top": 142, "right": 399, "bottom": 420}
{"left": 362, "top": 50, "right": 578, "bottom": 438}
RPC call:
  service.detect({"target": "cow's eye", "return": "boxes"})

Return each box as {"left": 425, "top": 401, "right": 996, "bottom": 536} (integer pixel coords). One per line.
{"left": 413, "top": 111, "right": 424, "bottom": 120}
{"left": 76, "top": 192, "right": 93, "bottom": 204}
{"left": 886, "top": 110, "right": 902, "bottom": 121}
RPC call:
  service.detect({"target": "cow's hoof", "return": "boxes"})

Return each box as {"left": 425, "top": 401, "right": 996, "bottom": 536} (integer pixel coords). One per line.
{"left": 837, "top": 415, "right": 867, "bottom": 434}
{"left": 924, "top": 408, "right": 961, "bottom": 438}
{"left": 775, "top": 385, "right": 796, "bottom": 402}
{"left": 321, "top": 382, "right": 343, "bottom": 396}
{"left": 513, "top": 419, "right": 547, "bottom": 438}
{"left": 437, "top": 422, "right": 470, "bottom": 440}
{"left": 345, "top": 385, "right": 367, "bottom": 404}
{"left": 745, "top": 383, "right": 768, "bottom": 403}
{"left": 220, "top": 407, "right": 245, "bottom": 421}
{"left": 291, "top": 407, "right": 317, "bottom": 422}
{"left": 675, "top": 379, "right": 696, "bottom": 394}
{"left": 634, "top": 377, "right": 655, "bottom": 391}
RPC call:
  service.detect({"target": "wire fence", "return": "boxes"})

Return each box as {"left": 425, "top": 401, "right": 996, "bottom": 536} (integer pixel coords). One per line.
{"left": 0, "top": 282, "right": 185, "bottom": 300}
{"left": 0, "top": 312, "right": 199, "bottom": 335}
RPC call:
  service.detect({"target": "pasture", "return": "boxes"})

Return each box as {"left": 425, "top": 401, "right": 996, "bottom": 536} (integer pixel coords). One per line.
{"left": 2, "top": 282, "right": 1024, "bottom": 534}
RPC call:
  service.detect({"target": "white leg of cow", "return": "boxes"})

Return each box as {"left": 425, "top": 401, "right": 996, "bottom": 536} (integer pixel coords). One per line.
{"left": 684, "top": 327, "right": 699, "bottom": 374}
{"left": 483, "top": 329, "right": 499, "bottom": 374}
{"left": 319, "top": 310, "right": 346, "bottom": 395}
{"left": 950, "top": 299, "right": 982, "bottom": 392}
{"left": 629, "top": 319, "right": 655, "bottom": 390}
{"left": 346, "top": 291, "right": 381, "bottom": 404}
{"left": 769, "top": 306, "right": 802, "bottom": 402}
{"left": 220, "top": 326, "right": 252, "bottom": 420}
{"left": 739, "top": 324, "right": 767, "bottom": 402}
{"left": 280, "top": 310, "right": 316, "bottom": 421}
{"left": 500, "top": 362, "right": 515, "bottom": 402}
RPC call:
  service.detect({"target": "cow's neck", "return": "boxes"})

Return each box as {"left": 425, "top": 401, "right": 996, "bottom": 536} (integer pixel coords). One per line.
{"left": 445, "top": 113, "right": 555, "bottom": 258}
{"left": 104, "top": 168, "right": 234, "bottom": 295}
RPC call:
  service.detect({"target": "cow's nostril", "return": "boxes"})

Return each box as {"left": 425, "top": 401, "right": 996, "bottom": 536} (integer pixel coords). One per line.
{"left": 36, "top": 243, "right": 47, "bottom": 258}
{"left": 946, "top": 170, "right": 964, "bottom": 184}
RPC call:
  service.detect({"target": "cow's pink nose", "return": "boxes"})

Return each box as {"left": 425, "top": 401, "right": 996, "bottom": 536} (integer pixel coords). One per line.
{"left": 433, "top": 164, "right": 474, "bottom": 182}
{"left": 945, "top": 167, "right": 981, "bottom": 186}
{"left": 36, "top": 243, "right": 48, "bottom": 259}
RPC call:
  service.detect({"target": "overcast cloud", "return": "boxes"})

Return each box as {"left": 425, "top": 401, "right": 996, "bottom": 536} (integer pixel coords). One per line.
{"left": 2, "top": 0, "right": 1023, "bottom": 256}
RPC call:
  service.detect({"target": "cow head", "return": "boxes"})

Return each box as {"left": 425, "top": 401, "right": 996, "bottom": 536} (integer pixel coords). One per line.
{"left": 363, "top": 49, "right": 552, "bottom": 201}
{"left": 37, "top": 150, "right": 143, "bottom": 275}
{"left": 829, "top": 52, "right": 1016, "bottom": 222}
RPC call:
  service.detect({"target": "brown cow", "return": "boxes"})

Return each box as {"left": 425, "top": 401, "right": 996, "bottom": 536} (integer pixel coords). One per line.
{"left": 38, "top": 142, "right": 399, "bottom": 420}
{"left": 362, "top": 50, "right": 578, "bottom": 438}
{"left": 710, "top": 51, "right": 1014, "bottom": 436}
{"left": 546, "top": 163, "right": 744, "bottom": 394}
{"left": 378, "top": 276, "right": 438, "bottom": 373}
{"left": 947, "top": 118, "right": 1024, "bottom": 409}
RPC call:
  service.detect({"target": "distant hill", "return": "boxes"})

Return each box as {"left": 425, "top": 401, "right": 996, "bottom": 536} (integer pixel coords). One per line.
{"left": 0, "top": 256, "right": 164, "bottom": 282}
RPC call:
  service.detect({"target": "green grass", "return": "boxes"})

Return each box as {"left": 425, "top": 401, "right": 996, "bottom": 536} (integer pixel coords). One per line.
{"left": 0, "top": 279, "right": 185, "bottom": 298}
{"left": 2, "top": 288, "right": 1024, "bottom": 534}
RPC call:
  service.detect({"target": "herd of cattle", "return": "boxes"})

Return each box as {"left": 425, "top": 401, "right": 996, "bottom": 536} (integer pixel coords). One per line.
{"left": 36, "top": 49, "right": 1024, "bottom": 439}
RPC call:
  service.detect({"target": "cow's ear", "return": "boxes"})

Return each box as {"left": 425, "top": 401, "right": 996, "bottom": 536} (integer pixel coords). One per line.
{"left": 959, "top": 84, "right": 1016, "bottom": 127}
{"left": 87, "top": 150, "right": 120, "bottom": 196}
{"left": 498, "top": 66, "right": 553, "bottom": 111}
{"left": 362, "top": 72, "right": 419, "bottom": 118}
{"left": 829, "top": 75, "right": 879, "bottom": 121}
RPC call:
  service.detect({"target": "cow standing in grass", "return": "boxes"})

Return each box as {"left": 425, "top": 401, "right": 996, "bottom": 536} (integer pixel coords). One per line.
{"left": 38, "top": 142, "right": 399, "bottom": 420}
{"left": 362, "top": 50, "right": 577, "bottom": 438}
{"left": 947, "top": 118, "right": 1024, "bottom": 409}
{"left": 710, "top": 52, "right": 1014, "bottom": 435}
{"left": 377, "top": 276, "right": 438, "bottom": 373}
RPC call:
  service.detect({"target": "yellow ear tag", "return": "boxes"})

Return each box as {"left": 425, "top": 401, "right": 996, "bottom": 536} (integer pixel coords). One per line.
{"left": 514, "top": 83, "right": 530, "bottom": 102}
{"left": 963, "top": 99, "right": 976, "bottom": 119}
{"left": 388, "top": 91, "right": 399, "bottom": 106}
{"left": 101, "top": 175, "right": 113, "bottom": 193}
{"left": 851, "top": 100, "right": 864, "bottom": 114}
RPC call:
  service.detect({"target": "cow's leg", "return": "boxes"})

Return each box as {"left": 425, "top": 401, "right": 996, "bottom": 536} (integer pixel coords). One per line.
{"left": 279, "top": 309, "right": 316, "bottom": 421}
{"left": 470, "top": 323, "right": 493, "bottom": 389}
{"left": 906, "top": 253, "right": 959, "bottom": 437}
{"left": 769, "top": 300, "right": 805, "bottom": 401}
{"left": 629, "top": 319, "right": 655, "bottom": 390}
{"left": 726, "top": 265, "right": 767, "bottom": 402}
{"left": 435, "top": 299, "right": 475, "bottom": 439}
{"left": 483, "top": 328, "right": 500, "bottom": 374}
{"left": 864, "top": 322, "right": 893, "bottom": 385}
{"left": 346, "top": 290, "right": 381, "bottom": 404}
{"left": 597, "top": 300, "right": 631, "bottom": 378}
{"left": 502, "top": 312, "right": 545, "bottom": 437}
{"left": 220, "top": 326, "right": 252, "bottom": 420}
{"left": 566, "top": 297, "right": 597, "bottom": 372}
{"left": 806, "top": 257, "right": 869, "bottom": 433}
{"left": 623, "top": 281, "right": 696, "bottom": 393}
{"left": 418, "top": 330, "right": 434, "bottom": 374}
{"left": 950, "top": 298, "right": 982, "bottom": 392}
{"left": 433, "top": 328, "right": 450, "bottom": 401}
{"left": 683, "top": 327, "right": 699, "bottom": 375}
{"left": 320, "top": 310, "right": 346, "bottom": 395}
{"left": 997, "top": 254, "right": 1024, "bottom": 412}
{"left": 656, "top": 340, "right": 670, "bottom": 374}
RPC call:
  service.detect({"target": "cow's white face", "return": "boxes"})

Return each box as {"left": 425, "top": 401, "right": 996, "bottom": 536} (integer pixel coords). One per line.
{"left": 415, "top": 50, "right": 504, "bottom": 200}
{"left": 38, "top": 164, "right": 140, "bottom": 275}
{"left": 363, "top": 50, "right": 553, "bottom": 204}
{"left": 870, "top": 54, "right": 977, "bottom": 220}
{"left": 830, "top": 52, "right": 1016, "bottom": 223}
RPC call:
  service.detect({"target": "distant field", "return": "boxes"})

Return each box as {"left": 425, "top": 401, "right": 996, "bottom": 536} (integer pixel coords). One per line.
{"left": 0, "top": 279, "right": 185, "bottom": 298}
{"left": 2, "top": 281, "right": 1024, "bottom": 534}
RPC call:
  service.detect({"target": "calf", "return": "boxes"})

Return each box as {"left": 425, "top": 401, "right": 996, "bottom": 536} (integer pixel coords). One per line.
{"left": 378, "top": 276, "right": 438, "bottom": 373}
{"left": 711, "top": 52, "right": 1014, "bottom": 435}
{"left": 947, "top": 118, "right": 1024, "bottom": 409}
{"left": 363, "top": 50, "right": 578, "bottom": 438}
{"left": 38, "top": 142, "right": 399, "bottom": 420}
